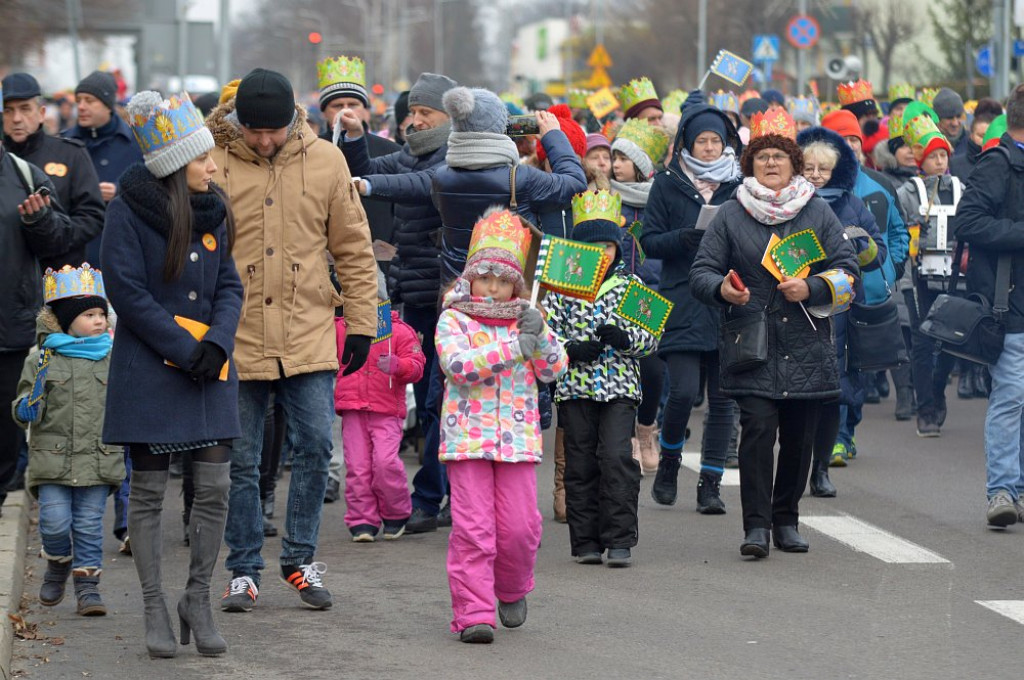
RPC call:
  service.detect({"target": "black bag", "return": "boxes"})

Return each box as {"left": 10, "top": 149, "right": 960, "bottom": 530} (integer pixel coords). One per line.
{"left": 919, "top": 240, "right": 1009, "bottom": 366}
{"left": 721, "top": 310, "right": 769, "bottom": 375}
{"left": 847, "top": 295, "right": 908, "bottom": 371}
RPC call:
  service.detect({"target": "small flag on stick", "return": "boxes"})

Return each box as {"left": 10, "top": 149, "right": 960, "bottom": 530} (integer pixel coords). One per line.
{"left": 699, "top": 50, "right": 754, "bottom": 89}
{"left": 770, "top": 229, "right": 826, "bottom": 279}
{"left": 614, "top": 280, "right": 674, "bottom": 337}
{"left": 530, "top": 235, "right": 612, "bottom": 304}
{"left": 374, "top": 300, "right": 393, "bottom": 343}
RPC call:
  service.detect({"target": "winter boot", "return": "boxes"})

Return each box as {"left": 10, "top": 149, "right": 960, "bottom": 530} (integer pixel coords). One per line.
{"left": 127, "top": 469, "right": 177, "bottom": 658}
{"left": 957, "top": 368, "right": 975, "bottom": 399}
{"left": 696, "top": 471, "right": 726, "bottom": 514}
{"left": 553, "top": 427, "right": 567, "bottom": 523}
{"left": 894, "top": 388, "right": 915, "bottom": 421}
{"left": 636, "top": 422, "right": 660, "bottom": 474}
{"left": 809, "top": 459, "right": 837, "bottom": 497}
{"left": 72, "top": 567, "right": 106, "bottom": 616}
{"left": 974, "top": 365, "right": 992, "bottom": 398}
{"left": 651, "top": 454, "right": 681, "bottom": 506}
{"left": 38, "top": 554, "right": 72, "bottom": 606}
{"left": 177, "top": 461, "right": 230, "bottom": 656}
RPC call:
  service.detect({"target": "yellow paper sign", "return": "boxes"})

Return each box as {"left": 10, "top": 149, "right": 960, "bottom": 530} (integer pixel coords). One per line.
{"left": 587, "top": 87, "right": 620, "bottom": 119}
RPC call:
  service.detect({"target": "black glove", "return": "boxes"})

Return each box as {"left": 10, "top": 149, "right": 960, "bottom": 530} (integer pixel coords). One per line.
{"left": 565, "top": 340, "right": 604, "bottom": 364}
{"left": 681, "top": 229, "right": 704, "bottom": 251}
{"left": 893, "top": 259, "right": 907, "bottom": 281}
{"left": 188, "top": 341, "right": 227, "bottom": 382}
{"left": 341, "top": 334, "right": 372, "bottom": 376}
{"left": 596, "top": 324, "right": 631, "bottom": 351}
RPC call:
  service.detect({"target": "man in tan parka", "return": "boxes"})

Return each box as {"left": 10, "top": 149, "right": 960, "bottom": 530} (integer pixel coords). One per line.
{"left": 207, "top": 68, "right": 377, "bottom": 612}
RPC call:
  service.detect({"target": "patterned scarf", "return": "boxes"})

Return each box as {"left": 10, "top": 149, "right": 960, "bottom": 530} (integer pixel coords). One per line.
{"left": 736, "top": 175, "right": 817, "bottom": 226}
{"left": 444, "top": 278, "right": 526, "bottom": 326}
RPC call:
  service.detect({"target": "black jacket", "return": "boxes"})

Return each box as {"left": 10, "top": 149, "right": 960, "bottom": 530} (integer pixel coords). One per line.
{"left": 690, "top": 196, "right": 859, "bottom": 399}
{"left": 953, "top": 135, "right": 1024, "bottom": 333}
{"left": 321, "top": 127, "right": 400, "bottom": 247}
{"left": 950, "top": 137, "right": 982, "bottom": 184}
{"left": 0, "top": 148, "right": 74, "bottom": 351}
{"left": 5, "top": 126, "right": 105, "bottom": 271}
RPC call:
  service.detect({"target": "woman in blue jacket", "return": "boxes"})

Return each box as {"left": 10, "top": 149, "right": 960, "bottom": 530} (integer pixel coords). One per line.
{"left": 639, "top": 102, "right": 743, "bottom": 514}
{"left": 101, "top": 92, "right": 243, "bottom": 659}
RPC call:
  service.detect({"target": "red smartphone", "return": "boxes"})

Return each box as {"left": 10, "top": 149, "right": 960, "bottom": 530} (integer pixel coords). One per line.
{"left": 729, "top": 270, "right": 746, "bottom": 292}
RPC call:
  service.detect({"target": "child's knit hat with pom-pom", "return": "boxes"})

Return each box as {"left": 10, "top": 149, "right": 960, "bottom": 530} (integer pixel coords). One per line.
{"left": 536, "top": 104, "right": 586, "bottom": 162}
{"left": 443, "top": 86, "right": 509, "bottom": 134}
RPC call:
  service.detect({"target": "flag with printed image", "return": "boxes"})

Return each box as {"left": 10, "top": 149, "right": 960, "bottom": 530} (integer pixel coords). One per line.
{"left": 375, "top": 300, "right": 393, "bottom": 343}
{"left": 627, "top": 220, "right": 645, "bottom": 263}
{"left": 770, "top": 229, "right": 826, "bottom": 278}
{"left": 533, "top": 235, "right": 612, "bottom": 302}
{"left": 614, "top": 280, "right": 674, "bottom": 337}
{"left": 710, "top": 50, "right": 754, "bottom": 87}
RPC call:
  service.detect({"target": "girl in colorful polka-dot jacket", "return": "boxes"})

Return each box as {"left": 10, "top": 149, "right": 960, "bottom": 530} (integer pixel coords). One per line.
{"left": 435, "top": 207, "right": 567, "bottom": 644}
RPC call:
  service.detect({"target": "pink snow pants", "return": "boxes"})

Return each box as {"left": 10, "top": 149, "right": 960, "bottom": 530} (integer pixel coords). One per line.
{"left": 445, "top": 459, "right": 542, "bottom": 633}
{"left": 340, "top": 411, "right": 412, "bottom": 528}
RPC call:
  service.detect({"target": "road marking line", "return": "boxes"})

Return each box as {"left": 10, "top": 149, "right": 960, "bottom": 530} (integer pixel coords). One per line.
{"left": 801, "top": 514, "right": 950, "bottom": 564}
{"left": 680, "top": 453, "right": 740, "bottom": 486}
{"left": 976, "top": 601, "right": 1024, "bottom": 625}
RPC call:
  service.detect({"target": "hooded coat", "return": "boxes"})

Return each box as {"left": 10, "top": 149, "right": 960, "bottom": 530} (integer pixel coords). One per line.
{"left": 206, "top": 100, "right": 378, "bottom": 380}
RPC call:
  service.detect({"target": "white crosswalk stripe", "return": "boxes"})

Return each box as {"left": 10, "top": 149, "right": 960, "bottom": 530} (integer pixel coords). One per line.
{"left": 976, "top": 601, "right": 1024, "bottom": 625}
{"left": 680, "top": 453, "right": 740, "bottom": 486}
{"left": 801, "top": 514, "right": 950, "bottom": 564}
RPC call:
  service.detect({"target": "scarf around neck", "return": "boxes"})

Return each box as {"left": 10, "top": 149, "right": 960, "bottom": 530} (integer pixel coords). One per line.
{"left": 446, "top": 132, "right": 520, "bottom": 170}
{"left": 680, "top": 147, "right": 743, "bottom": 184}
{"left": 736, "top": 175, "right": 817, "bottom": 226}
{"left": 407, "top": 122, "right": 451, "bottom": 157}
{"left": 119, "top": 164, "right": 228, "bottom": 239}
{"left": 42, "top": 332, "right": 112, "bottom": 360}
{"left": 610, "top": 179, "right": 652, "bottom": 208}
{"left": 815, "top": 186, "right": 846, "bottom": 205}
{"left": 445, "top": 278, "right": 527, "bottom": 325}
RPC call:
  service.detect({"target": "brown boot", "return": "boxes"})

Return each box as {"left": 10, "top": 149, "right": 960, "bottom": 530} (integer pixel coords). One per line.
{"left": 553, "top": 427, "right": 567, "bottom": 523}
{"left": 636, "top": 422, "right": 660, "bottom": 474}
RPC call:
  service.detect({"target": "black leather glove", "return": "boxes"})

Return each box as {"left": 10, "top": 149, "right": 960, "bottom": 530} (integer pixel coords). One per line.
{"left": 596, "top": 324, "right": 631, "bottom": 351}
{"left": 565, "top": 340, "right": 604, "bottom": 364}
{"left": 341, "top": 334, "right": 372, "bottom": 376}
{"left": 681, "top": 228, "right": 704, "bottom": 251}
{"left": 188, "top": 341, "right": 227, "bottom": 382}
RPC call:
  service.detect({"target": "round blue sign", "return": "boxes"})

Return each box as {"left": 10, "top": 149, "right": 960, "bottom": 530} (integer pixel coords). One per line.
{"left": 786, "top": 14, "right": 820, "bottom": 50}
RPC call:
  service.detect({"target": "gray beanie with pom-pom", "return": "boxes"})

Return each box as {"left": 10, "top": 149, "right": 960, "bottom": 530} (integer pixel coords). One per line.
{"left": 443, "top": 87, "right": 508, "bottom": 134}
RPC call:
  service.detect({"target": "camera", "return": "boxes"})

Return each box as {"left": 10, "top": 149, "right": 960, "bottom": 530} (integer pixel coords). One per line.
{"left": 506, "top": 114, "right": 540, "bottom": 137}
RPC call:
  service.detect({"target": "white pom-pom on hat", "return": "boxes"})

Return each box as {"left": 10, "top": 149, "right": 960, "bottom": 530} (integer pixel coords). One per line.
{"left": 443, "top": 87, "right": 476, "bottom": 122}
{"left": 125, "top": 90, "right": 165, "bottom": 120}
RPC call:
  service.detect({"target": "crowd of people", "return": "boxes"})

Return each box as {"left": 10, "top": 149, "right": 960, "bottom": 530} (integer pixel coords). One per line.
{"left": 2, "top": 51, "right": 1024, "bottom": 655}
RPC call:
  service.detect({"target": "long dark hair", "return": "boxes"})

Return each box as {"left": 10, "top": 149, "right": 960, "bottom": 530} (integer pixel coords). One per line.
{"left": 159, "top": 166, "right": 236, "bottom": 282}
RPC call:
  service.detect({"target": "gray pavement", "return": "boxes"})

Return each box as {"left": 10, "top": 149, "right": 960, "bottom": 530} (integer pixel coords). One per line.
{"left": 5, "top": 395, "right": 1021, "bottom": 680}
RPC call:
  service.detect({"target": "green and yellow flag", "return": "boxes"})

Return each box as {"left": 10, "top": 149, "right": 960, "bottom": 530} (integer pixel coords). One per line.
{"left": 614, "top": 280, "right": 674, "bottom": 337}
{"left": 533, "top": 235, "right": 611, "bottom": 302}
{"left": 769, "top": 229, "right": 825, "bottom": 279}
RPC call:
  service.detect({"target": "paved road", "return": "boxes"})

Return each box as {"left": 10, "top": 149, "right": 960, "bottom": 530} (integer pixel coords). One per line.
{"left": 10, "top": 394, "right": 1018, "bottom": 680}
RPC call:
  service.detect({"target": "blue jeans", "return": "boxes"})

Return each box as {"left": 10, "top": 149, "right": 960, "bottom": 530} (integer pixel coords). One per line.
{"left": 37, "top": 484, "right": 110, "bottom": 568}
{"left": 411, "top": 357, "right": 447, "bottom": 514}
{"left": 224, "top": 371, "right": 336, "bottom": 581}
{"left": 985, "top": 332, "right": 1024, "bottom": 499}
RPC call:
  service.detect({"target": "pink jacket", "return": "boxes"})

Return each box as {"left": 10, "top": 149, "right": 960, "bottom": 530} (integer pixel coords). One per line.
{"left": 334, "top": 312, "right": 425, "bottom": 418}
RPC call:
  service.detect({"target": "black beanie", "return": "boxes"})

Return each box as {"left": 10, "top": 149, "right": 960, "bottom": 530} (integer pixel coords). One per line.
{"left": 842, "top": 99, "right": 878, "bottom": 120}
{"left": 50, "top": 296, "right": 108, "bottom": 333}
{"left": 235, "top": 69, "right": 295, "bottom": 130}
{"left": 75, "top": 71, "right": 117, "bottom": 111}
{"left": 394, "top": 90, "right": 410, "bottom": 126}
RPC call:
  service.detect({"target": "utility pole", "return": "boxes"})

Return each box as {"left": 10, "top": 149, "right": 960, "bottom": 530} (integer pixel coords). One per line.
{"left": 178, "top": 0, "right": 189, "bottom": 91}
{"left": 65, "top": 0, "right": 82, "bottom": 83}
{"left": 796, "top": 0, "right": 807, "bottom": 98}
{"left": 697, "top": 0, "right": 707, "bottom": 82}
{"left": 218, "top": 0, "right": 231, "bottom": 86}
{"left": 434, "top": 0, "right": 444, "bottom": 75}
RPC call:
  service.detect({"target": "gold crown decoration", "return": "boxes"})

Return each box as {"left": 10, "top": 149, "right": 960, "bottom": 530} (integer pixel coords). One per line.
{"left": 661, "top": 89, "right": 687, "bottom": 115}
{"left": 614, "top": 118, "right": 671, "bottom": 166}
{"left": 837, "top": 79, "right": 874, "bottom": 106}
{"left": 125, "top": 91, "right": 214, "bottom": 178}
{"left": 888, "top": 83, "right": 915, "bottom": 102}
{"left": 571, "top": 190, "right": 623, "bottom": 227}
{"left": 43, "top": 263, "right": 106, "bottom": 304}
{"left": 466, "top": 209, "right": 532, "bottom": 271}
{"left": 619, "top": 77, "right": 659, "bottom": 115}
{"left": 567, "top": 89, "right": 592, "bottom": 110}
{"left": 317, "top": 55, "right": 366, "bottom": 91}
{"left": 749, "top": 108, "right": 797, "bottom": 141}
{"left": 918, "top": 87, "right": 939, "bottom": 108}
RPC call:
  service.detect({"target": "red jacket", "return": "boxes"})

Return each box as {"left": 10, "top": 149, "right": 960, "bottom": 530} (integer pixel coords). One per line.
{"left": 334, "top": 312, "right": 425, "bottom": 418}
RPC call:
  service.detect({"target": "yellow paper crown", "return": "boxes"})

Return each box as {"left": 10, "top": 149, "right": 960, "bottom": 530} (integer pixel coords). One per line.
{"left": 888, "top": 83, "right": 915, "bottom": 102}
{"left": 837, "top": 79, "right": 874, "bottom": 106}
{"left": 568, "top": 89, "right": 592, "bottom": 110}
{"left": 712, "top": 90, "right": 740, "bottom": 113}
{"left": 918, "top": 87, "right": 939, "bottom": 108}
{"left": 888, "top": 111, "right": 904, "bottom": 140}
{"left": 317, "top": 55, "right": 366, "bottom": 91}
{"left": 903, "top": 112, "right": 947, "bottom": 153}
{"left": 466, "top": 209, "right": 531, "bottom": 271}
{"left": 964, "top": 99, "right": 978, "bottom": 115}
{"left": 749, "top": 108, "right": 797, "bottom": 141}
{"left": 615, "top": 118, "right": 670, "bottom": 165}
{"left": 43, "top": 263, "right": 106, "bottom": 304}
{"left": 571, "top": 190, "right": 623, "bottom": 227}
{"left": 619, "top": 77, "right": 659, "bottom": 114}
{"left": 661, "top": 89, "right": 687, "bottom": 115}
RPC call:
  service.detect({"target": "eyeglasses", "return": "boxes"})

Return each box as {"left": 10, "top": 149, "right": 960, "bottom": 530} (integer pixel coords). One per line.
{"left": 753, "top": 152, "right": 789, "bottom": 165}
{"left": 804, "top": 165, "right": 833, "bottom": 177}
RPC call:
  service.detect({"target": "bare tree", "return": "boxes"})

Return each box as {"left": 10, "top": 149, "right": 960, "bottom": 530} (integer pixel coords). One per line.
{"left": 0, "top": 0, "right": 138, "bottom": 70}
{"left": 856, "top": 0, "right": 921, "bottom": 92}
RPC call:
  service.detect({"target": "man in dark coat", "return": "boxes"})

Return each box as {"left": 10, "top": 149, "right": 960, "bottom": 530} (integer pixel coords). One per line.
{"left": 3, "top": 73, "right": 105, "bottom": 272}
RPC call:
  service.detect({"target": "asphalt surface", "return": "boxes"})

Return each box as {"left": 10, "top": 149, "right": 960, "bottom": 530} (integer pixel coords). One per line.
{"left": 9, "top": 393, "right": 1018, "bottom": 680}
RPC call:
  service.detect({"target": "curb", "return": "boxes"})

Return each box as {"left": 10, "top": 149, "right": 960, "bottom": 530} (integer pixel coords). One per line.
{"left": 0, "top": 491, "right": 30, "bottom": 680}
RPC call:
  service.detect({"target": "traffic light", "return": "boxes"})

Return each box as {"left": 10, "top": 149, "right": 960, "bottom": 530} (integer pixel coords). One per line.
{"left": 308, "top": 32, "right": 322, "bottom": 45}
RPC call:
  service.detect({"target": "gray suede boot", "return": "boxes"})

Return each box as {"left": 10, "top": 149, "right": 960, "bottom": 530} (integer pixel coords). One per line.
{"left": 127, "top": 469, "right": 177, "bottom": 658}
{"left": 177, "top": 461, "right": 230, "bottom": 656}
{"left": 72, "top": 567, "right": 106, "bottom": 616}
{"left": 39, "top": 553, "right": 72, "bottom": 606}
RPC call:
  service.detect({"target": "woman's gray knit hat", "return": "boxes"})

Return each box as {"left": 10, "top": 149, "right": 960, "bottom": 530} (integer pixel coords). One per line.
{"left": 443, "top": 87, "right": 508, "bottom": 134}
{"left": 125, "top": 91, "right": 214, "bottom": 179}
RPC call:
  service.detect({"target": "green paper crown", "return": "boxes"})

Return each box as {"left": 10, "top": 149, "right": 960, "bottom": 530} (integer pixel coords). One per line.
{"left": 571, "top": 190, "right": 622, "bottom": 227}
{"left": 619, "top": 77, "right": 658, "bottom": 113}
{"left": 568, "top": 89, "right": 592, "bottom": 109}
{"left": 903, "top": 110, "right": 945, "bottom": 151}
{"left": 888, "top": 111, "right": 904, "bottom": 140}
{"left": 918, "top": 87, "right": 939, "bottom": 108}
{"left": 888, "top": 83, "right": 915, "bottom": 102}
{"left": 902, "top": 101, "right": 938, "bottom": 127}
{"left": 661, "top": 89, "right": 687, "bottom": 115}
{"left": 982, "top": 114, "right": 1007, "bottom": 150}
{"left": 615, "top": 118, "right": 670, "bottom": 166}
{"left": 317, "top": 56, "right": 366, "bottom": 91}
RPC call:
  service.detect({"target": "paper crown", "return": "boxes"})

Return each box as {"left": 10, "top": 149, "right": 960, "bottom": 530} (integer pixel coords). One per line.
{"left": 466, "top": 209, "right": 531, "bottom": 272}
{"left": 808, "top": 269, "right": 854, "bottom": 318}
{"left": 918, "top": 87, "right": 939, "bottom": 108}
{"left": 43, "top": 263, "right": 106, "bottom": 305}
{"left": 615, "top": 118, "right": 670, "bottom": 165}
{"left": 902, "top": 101, "right": 938, "bottom": 125}
{"left": 317, "top": 56, "right": 366, "bottom": 91}
{"left": 820, "top": 102, "right": 840, "bottom": 116}
{"left": 887, "top": 112, "right": 904, "bottom": 140}
{"left": 964, "top": 99, "right": 978, "bottom": 115}
{"left": 601, "top": 119, "right": 623, "bottom": 142}
{"left": 571, "top": 190, "right": 623, "bottom": 227}
{"left": 619, "top": 77, "right": 659, "bottom": 114}
{"left": 888, "top": 83, "right": 915, "bottom": 103}
{"left": 903, "top": 109, "right": 951, "bottom": 160}
{"left": 567, "top": 89, "right": 592, "bottom": 110}
{"left": 787, "top": 95, "right": 819, "bottom": 119}
{"left": 738, "top": 89, "right": 761, "bottom": 105}
{"left": 500, "top": 91, "right": 526, "bottom": 111}
{"left": 128, "top": 92, "right": 209, "bottom": 161}
{"left": 982, "top": 114, "right": 1007, "bottom": 151}
{"left": 661, "top": 89, "right": 687, "bottom": 115}
{"left": 837, "top": 79, "right": 874, "bottom": 106}
{"left": 711, "top": 90, "right": 739, "bottom": 113}
{"left": 749, "top": 108, "right": 797, "bottom": 141}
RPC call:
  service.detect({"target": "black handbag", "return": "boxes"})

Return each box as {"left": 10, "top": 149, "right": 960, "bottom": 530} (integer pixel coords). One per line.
{"left": 847, "top": 295, "right": 908, "bottom": 371}
{"left": 919, "top": 240, "right": 1010, "bottom": 366}
{"left": 721, "top": 310, "right": 769, "bottom": 375}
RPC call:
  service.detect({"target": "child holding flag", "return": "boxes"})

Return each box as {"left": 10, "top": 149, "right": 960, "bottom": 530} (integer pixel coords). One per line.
{"left": 334, "top": 267, "right": 425, "bottom": 542}
{"left": 435, "top": 208, "right": 567, "bottom": 644}
{"left": 545, "top": 190, "right": 660, "bottom": 568}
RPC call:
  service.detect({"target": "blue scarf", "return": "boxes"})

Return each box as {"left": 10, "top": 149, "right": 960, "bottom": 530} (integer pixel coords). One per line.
{"left": 815, "top": 187, "right": 846, "bottom": 206}
{"left": 42, "top": 333, "right": 112, "bottom": 360}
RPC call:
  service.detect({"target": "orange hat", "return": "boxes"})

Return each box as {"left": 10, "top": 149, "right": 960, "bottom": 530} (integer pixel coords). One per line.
{"left": 821, "top": 109, "right": 862, "bottom": 143}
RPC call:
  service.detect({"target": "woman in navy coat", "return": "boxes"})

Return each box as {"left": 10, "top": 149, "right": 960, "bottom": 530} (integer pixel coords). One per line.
{"left": 101, "top": 91, "right": 242, "bottom": 659}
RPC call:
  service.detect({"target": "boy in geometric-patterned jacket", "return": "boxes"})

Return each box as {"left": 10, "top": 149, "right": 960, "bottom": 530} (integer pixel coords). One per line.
{"left": 11, "top": 264, "right": 125, "bottom": 617}
{"left": 545, "top": 191, "right": 658, "bottom": 569}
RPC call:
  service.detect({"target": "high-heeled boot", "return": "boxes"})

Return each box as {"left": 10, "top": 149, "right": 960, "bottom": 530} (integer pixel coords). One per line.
{"left": 177, "top": 461, "right": 230, "bottom": 656}
{"left": 127, "top": 469, "right": 176, "bottom": 658}
{"left": 553, "top": 427, "right": 567, "bottom": 523}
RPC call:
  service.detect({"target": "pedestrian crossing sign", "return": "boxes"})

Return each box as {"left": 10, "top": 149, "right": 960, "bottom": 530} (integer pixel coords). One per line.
{"left": 752, "top": 35, "right": 780, "bottom": 63}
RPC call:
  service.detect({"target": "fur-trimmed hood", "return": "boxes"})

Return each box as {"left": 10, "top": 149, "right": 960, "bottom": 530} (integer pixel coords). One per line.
{"left": 796, "top": 126, "right": 859, "bottom": 193}
{"left": 36, "top": 306, "right": 61, "bottom": 344}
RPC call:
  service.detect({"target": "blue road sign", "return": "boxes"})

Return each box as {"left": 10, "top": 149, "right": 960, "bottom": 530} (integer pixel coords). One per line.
{"left": 1015, "top": 40, "right": 1024, "bottom": 58}
{"left": 752, "top": 35, "right": 780, "bottom": 63}
{"left": 977, "top": 46, "right": 994, "bottom": 78}
{"left": 786, "top": 15, "right": 820, "bottom": 50}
